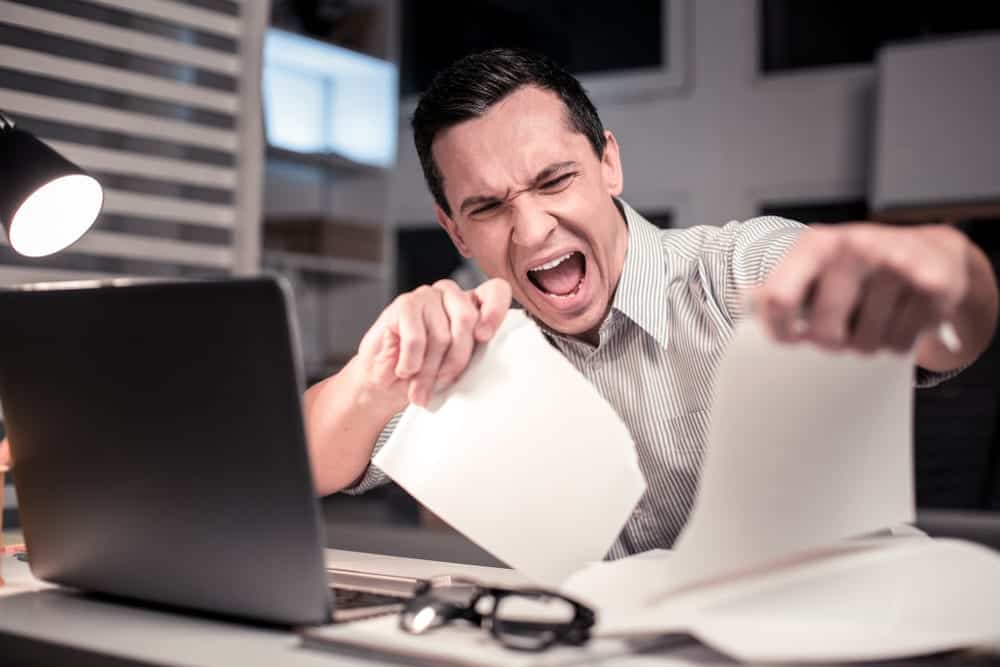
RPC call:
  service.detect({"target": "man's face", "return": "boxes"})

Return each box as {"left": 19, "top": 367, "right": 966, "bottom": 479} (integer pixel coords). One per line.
{"left": 433, "top": 86, "right": 628, "bottom": 341}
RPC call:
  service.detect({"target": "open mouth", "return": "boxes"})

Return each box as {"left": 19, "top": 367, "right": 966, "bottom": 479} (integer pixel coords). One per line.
{"left": 527, "top": 251, "right": 586, "bottom": 298}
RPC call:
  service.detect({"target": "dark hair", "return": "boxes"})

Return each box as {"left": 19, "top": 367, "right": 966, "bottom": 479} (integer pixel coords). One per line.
{"left": 412, "top": 48, "right": 607, "bottom": 217}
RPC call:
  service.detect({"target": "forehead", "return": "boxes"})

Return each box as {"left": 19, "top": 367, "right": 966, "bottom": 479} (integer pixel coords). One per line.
{"left": 432, "top": 86, "right": 593, "bottom": 201}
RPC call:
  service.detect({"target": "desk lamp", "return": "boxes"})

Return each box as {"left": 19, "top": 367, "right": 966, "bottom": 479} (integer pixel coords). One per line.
{"left": 0, "top": 110, "right": 102, "bottom": 584}
{"left": 0, "top": 110, "right": 103, "bottom": 257}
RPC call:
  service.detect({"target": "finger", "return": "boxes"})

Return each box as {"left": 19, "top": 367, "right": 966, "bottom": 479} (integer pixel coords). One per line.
{"left": 433, "top": 281, "right": 479, "bottom": 385}
{"left": 0, "top": 437, "right": 11, "bottom": 469}
{"left": 804, "top": 252, "right": 868, "bottom": 349}
{"left": 848, "top": 270, "right": 905, "bottom": 353}
{"left": 756, "top": 229, "right": 838, "bottom": 342}
{"left": 409, "top": 297, "right": 452, "bottom": 406}
{"left": 472, "top": 278, "right": 512, "bottom": 342}
{"left": 394, "top": 296, "right": 428, "bottom": 380}
{"left": 885, "top": 290, "right": 935, "bottom": 353}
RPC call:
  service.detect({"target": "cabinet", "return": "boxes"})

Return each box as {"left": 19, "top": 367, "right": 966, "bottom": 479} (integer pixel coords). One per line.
{"left": 262, "top": 2, "right": 399, "bottom": 384}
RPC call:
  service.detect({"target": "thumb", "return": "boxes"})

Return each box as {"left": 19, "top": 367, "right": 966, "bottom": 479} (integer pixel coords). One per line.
{"left": 472, "top": 279, "right": 513, "bottom": 342}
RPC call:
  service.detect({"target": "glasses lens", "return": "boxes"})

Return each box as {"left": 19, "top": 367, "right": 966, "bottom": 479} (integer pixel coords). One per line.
{"left": 493, "top": 594, "right": 577, "bottom": 651}
{"left": 400, "top": 581, "right": 483, "bottom": 635}
{"left": 400, "top": 598, "right": 453, "bottom": 634}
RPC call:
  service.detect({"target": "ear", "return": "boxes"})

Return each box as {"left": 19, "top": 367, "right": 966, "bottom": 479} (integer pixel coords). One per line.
{"left": 600, "top": 130, "right": 624, "bottom": 196}
{"left": 436, "top": 205, "right": 472, "bottom": 258}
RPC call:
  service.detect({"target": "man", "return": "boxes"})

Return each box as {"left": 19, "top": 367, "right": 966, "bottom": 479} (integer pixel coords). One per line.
{"left": 2, "top": 50, "right": 996, "bottom": 554}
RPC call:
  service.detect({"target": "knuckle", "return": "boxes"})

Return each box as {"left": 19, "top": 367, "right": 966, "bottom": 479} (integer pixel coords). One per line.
{"left": 402, "top": 335, "right": 425, "bottom": 356}
{"left": 809, "top": 228, "right": 836, "bottom": 250}
{"left": 425, "top": 326, "right": 450, "bottom": 348}
{"left": 764, "top": 287, "right": 798, "bottom": 312}
{"left": 824, "top": 233, "right": 848, "bottom": 258}
{"left": 390, "top": 293, "right": 411, "bottom": 310}
{"left": 413, "top": 285, "right": 441, "bottom": 305}
{"left": 913, "top": 267, "right": 950, "bottom": 295}
{"left": 432, "top": 278, "right": 459, "bottom": 292}
{"left": 450, "top": 306, "right": 478, "bottom": 332}
{"left": 886, "top": 246, "right": 909, "bottom": 271}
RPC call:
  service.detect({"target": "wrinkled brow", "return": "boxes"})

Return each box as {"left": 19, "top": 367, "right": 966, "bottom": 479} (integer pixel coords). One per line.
{"left": 458, "top": 161, "right": 578, "bottom": 215}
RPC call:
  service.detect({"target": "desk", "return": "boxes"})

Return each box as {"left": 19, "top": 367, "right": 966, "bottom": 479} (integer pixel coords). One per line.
{"left": 0, "top": 554, "right": 363, "bottom": 667}
{"left": 0, "top": 553, "right": 728, "bottom": 667}
{"left": 1, "top": 553, "right": 997, "bottom": 667}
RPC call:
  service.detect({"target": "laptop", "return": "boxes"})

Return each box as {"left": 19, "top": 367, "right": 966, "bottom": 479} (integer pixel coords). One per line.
{"left": 0, "top": 276, "right": 418, "bottom": 626}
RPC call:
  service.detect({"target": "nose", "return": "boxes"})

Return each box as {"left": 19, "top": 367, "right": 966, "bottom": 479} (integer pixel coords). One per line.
{"left": 510, "top": 200, "right": 557, "bottom": 247}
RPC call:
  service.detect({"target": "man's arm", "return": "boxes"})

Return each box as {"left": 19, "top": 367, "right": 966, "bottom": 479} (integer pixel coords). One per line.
{"left": 755, "top": 223, "right": 998, "bottom": 369}
{"left": 303, "top": 278, "right": 511, "bottom": 496}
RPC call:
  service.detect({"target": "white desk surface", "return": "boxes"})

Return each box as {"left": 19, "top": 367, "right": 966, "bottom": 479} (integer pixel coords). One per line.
{"left": 0, "top": 553, "right": 993, "bottom": 667}
{"left": 0, "top": 554, "right": 370, "bottom": 667}
{"left": 0, "top": 553, "right": 730, "bottom": 667}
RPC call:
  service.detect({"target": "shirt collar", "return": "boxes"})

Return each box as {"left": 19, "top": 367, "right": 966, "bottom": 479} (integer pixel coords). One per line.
{"left": 611, "top": 199, "right": 670, "bottom": 348}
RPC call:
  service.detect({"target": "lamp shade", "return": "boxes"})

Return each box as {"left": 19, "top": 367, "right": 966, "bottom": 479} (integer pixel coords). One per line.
{"left": 0, "top": 125, "right": 103, "bottom": 257}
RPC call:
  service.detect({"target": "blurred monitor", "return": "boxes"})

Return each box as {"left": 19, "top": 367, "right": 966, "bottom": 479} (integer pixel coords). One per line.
{"left": 263, "top": 28, "right": 399, "bottom": 168}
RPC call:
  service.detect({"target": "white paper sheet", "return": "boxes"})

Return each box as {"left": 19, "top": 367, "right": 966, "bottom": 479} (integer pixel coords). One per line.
{"left": 690, "top": 538, "right": 1000, "bottom": 662}
{"left": 668, "top": 317, "right": 915, "bottom": 586}
{"left": 560, "top": 549, "right": 675, "bottom": 611}
{"left": 374, "top": 310, "right": 646, "bottom": 587}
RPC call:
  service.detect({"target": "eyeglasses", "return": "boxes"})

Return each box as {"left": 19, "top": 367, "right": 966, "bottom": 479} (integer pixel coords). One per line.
{"left": 399, "top": 576, "right": 595, "bottom": 652}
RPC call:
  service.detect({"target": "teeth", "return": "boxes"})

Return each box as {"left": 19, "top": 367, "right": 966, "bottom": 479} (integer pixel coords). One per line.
{"left": 529, "top": 252, "right": 574, "bottom": 272}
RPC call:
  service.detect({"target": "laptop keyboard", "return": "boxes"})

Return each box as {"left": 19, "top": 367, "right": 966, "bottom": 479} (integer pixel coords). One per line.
{"left": 332, "top": 587, "right": 407, "bottom": 610}
{"left": 330, "top": 587, "right": 409, "bottom": 622}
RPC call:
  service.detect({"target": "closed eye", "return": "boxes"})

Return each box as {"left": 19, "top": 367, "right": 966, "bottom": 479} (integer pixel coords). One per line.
{"left": 539, "top": 172, "right": 576, "bottom": 192}
{"left": 470, "top": 201, "right": 502, "bottom": 217}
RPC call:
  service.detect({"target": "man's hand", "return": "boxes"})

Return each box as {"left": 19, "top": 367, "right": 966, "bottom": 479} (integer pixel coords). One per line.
{"left": 0, "top": 437, "right": 10, "bottom": 470}
{"left": 354, "top": 278, "right": 512, "bottom": 411}
{"left": 754, "top": 223, "right": 997, "bottom": 369}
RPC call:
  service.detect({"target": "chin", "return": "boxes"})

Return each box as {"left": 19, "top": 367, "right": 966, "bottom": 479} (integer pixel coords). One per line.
{"left": 529, "top": 305, "right": 604, "bottom": 339}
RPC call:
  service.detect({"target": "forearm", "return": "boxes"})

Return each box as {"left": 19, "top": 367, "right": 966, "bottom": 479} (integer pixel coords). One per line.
{"left": 917, "top": 235, "right": 998, "bottom": 372}
{"left": 302, "top": 355, "right": 402, "bottom": 496}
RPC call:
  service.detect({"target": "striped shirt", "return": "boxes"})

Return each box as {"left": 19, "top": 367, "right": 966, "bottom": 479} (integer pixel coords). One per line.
{"left": 346, "top": 200, "right": 948, "bottom": 557}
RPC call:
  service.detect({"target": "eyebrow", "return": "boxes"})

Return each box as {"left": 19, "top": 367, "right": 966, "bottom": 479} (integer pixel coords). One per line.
{"left": 458, "top": 161, "right": 578, "bottom": 216}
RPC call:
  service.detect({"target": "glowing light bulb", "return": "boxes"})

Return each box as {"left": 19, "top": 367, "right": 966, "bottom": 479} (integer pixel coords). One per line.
{"left": 8, "top": 174, "right": 103, "bottom": 257}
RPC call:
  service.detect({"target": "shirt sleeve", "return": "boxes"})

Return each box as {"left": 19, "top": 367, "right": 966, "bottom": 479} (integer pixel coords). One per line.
{"left": 338, "top": 412, "right": 401, "bottom": 496}
{"left": 696, "top": 216, "right": 964, "bottom": 390}
{"left": 704, "top": 215, "right": 806, "bottom": 324}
